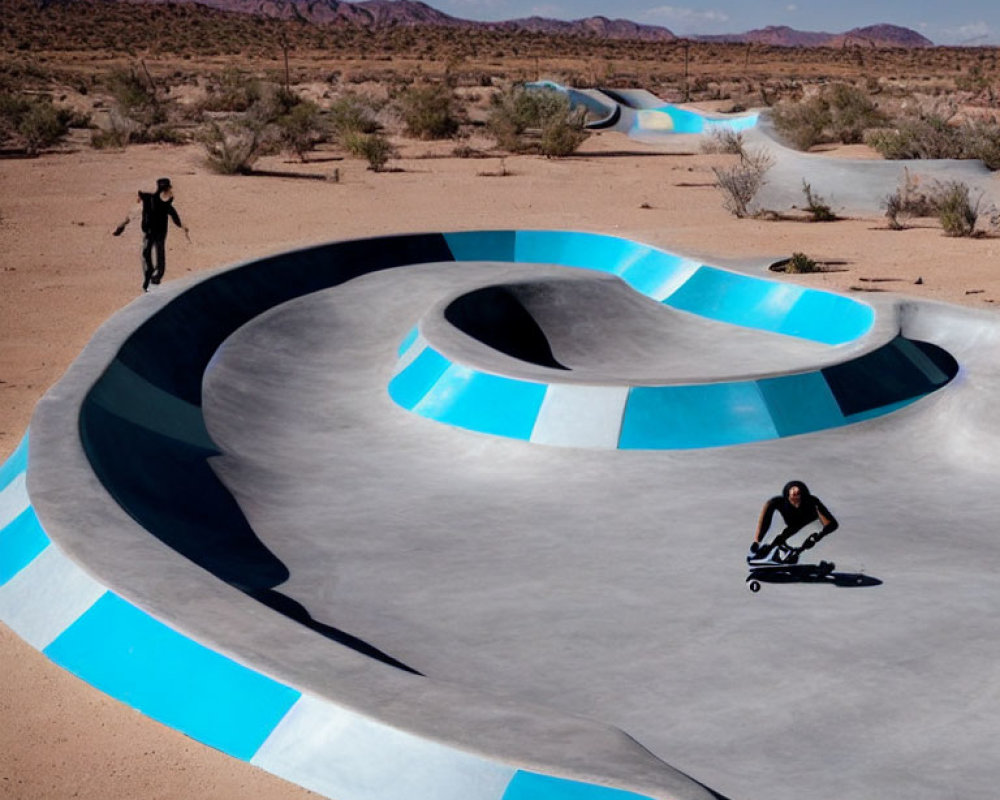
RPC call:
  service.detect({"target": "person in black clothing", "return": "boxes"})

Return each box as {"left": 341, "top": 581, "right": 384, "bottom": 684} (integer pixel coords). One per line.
{"left": 113, "top": 177, "right": 189, "bottom": 292}
{"left": 749, "top": 480, "right": 838, "bottom": 564}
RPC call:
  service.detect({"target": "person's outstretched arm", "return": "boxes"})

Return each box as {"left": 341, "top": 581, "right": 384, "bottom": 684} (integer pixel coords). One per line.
{"left": 754, "top": 499, "right": 778, "bottom": 543}
{"left": 113, "top": 194, "right": 141, "bottom": 236}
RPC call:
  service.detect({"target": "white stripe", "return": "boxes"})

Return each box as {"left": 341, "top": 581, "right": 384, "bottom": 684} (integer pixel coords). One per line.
{"left": 0, "top": 473, "right": 29, "bottom": 531}
{"left": 530, "top": 385, "right": 629, "bottom": 448}
{"left": 392, "top": 334, "right": 428, "bottom": 376}
{"left": 252, "top": 693, "right": 515, "bottom": 800}
{"left": 648, "top": 259, "right": 701, "bottom": 302}
{"left": 0, "top": 545, "right": 106, "bottom": 650}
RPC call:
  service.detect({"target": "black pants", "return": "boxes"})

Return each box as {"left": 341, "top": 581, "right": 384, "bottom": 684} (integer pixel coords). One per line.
{"left": 141, "top": 234, "right": 166, "bottom": 290}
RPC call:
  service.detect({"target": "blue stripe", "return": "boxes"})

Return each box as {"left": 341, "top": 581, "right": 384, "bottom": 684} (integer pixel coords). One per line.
{"left": 0, "top": 433, "right": 29, "bottom": 492}
{"left": 0, "top": 507, "right": 50, "bottom": 586}
{"left": 44, "top": 592, "right": 300, "bottom": 760}
{"left": 416, "top": 365, "right": 547, "bottom": 440}
{"left": 514, "top": 231, "right": 629, "bottom": 275}
{"left": 757, "top": 372, "right": 845, "bottom": 438}
{"left": 388, "top": 347, "right": 452, "bottom": 410}
{"left": 444, "top": 230, "right": 516, "bottom": 262}
{"left": 502, "top": 771, "right": 654, "bottom": 800}
{"left": 398, "top": 325, "right": 420, "bottom": 357}
{"left": 620, "top": 382, "right": 777, "bottom": 449}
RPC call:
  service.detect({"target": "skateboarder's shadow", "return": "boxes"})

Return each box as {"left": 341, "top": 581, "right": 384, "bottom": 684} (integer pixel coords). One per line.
{"left": 753, "top": 566, "right": 882, "bottom": 588}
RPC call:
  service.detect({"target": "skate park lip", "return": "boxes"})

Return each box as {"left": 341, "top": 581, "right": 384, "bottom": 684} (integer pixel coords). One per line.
{"left": 5, "top": 228, "right": 998, "bottom": 800}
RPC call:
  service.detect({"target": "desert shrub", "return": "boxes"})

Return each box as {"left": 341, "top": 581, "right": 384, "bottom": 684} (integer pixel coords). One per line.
{"left": 202, "top": 67, "right": 262, "bottom": 112}
{"left": 772, "top": 83, "right": 888, "bottom": 150}
{"left": 864, "top": 115, "right": 963, "bottom": 160}
{"left": 785, "top": 252, "right": 820, "bottom": 274}
{"left": 201, "top": 119, "right": 269, "bottom": 175}
{"left": 539, "top": 107, "right": 588, "bottom": 157}
{"left": 801, "top": 180, "right": 836, "bottom": 221}
{"left": 106, "top": 67, "right": 166, "bottom": 131}
{"left": 771, "top": 94, "right": 830, "bottom": 150}
{"left": 327, "top": 94, "right": 381, "bottom": 141}
{"left": 396, "top": 84, "right": 458, "bottom": 139}
{"left": 959, "top": 118, "right": 1000, "bottom": 171}
{"left": 0, "top": 92, "right": 71, "bottom": 154}
{"left": 275, "top": 99, "right": 325, "bottom": 161}
{"left": 882, "top": 169, "right": 936, "bottom": 230}
{"left": 930, "top": 181, "right": 982, "bottom": 237}
{"left": 343, "top": 131, "right": 396, "bottom": 172}
{"left": 825, "top": 83, "right": 889, "bottom": 144}
{"left": 712, "top": 147, "right": 774, "bottom": 218}
{"left": 700, "top": 127, "right": 744, "bottom": 154}
{"left": 487, "top": 85, "right": 588, "bottom": 156}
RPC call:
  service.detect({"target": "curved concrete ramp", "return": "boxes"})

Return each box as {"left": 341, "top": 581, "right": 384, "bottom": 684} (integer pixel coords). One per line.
{"left": 2, "top": 231, "right": 999, "bottom": 800}
{"left": 526, "top": 81, "right": 759, "bottom": 137}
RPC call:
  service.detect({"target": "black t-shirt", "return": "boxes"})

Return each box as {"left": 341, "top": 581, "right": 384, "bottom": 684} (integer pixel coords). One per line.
{"left": 139, "top": 191, "right": 182, "bottom": 238}
{"left": 760, "top": 493, "right": 835, "bottom": 535}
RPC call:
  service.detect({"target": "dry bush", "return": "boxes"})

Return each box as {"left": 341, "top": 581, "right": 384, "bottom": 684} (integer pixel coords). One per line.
{"left": 882, "top": 169, "right": 936, "bottom": 229}
{"left": 930, "top": 181, "right": 984, "bottom": 237}
{"left": 201, "top": 119, "right": 269, "bottom": 174}
{"left": 700, "top": 127, "right": 744, "bottom": 154}
{"left": 712, "top": 148, "right": 774, "bottom": 218}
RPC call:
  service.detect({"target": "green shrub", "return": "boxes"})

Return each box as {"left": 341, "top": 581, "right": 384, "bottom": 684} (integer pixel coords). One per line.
{"left": 931, "top": 180, "right": 982, "bottom": 237}
{"left": 825, "top": 83, "right": 889, "bottom": 144}
{"left": 771, "top": 94, "right": 830, "bottom": 150}
{"left": 772, "top": 83, "right": 888, "bottom": 150}
{"left": 396, "top": 84, "right": 458, "bottom": 139}
{"left": 864, "top": 115, "right": 963, "bottom": 160}
{"left": 275, "top": 99, "right": 325, "bottom": 161}
{"left": 328, "top": 94, "right": 382, "bottom": 141}
{"left": 785, "top": 252, "right": 820, "bottom": 273}
{"left": 202, "top": 67, "right": 262, "bottom": 112}
{"left": 487, "top": 85, "right": 588, "bottom": 156}
{"left": 0, "top": 93, "right": 70, "bottom": 154}
{"left": 343, "top": 131, "right": 396, "bottom": 172}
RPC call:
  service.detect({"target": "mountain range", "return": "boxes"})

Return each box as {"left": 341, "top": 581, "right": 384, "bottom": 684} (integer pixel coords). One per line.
{"left": 127, "top": 0, "right": 935, "bottom": 47}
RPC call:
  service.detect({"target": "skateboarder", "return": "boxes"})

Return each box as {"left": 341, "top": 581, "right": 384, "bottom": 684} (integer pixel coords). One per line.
{"left": 749, "top": 480, "right": 838, "bottom": 565}
{"left": 113, "top": 177, "right": 189, "bottom": 292}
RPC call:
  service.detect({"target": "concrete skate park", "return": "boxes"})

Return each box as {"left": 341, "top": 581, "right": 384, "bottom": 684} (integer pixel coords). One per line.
{"left": 3, "top": 107, "right": 1000, "bottom": 800}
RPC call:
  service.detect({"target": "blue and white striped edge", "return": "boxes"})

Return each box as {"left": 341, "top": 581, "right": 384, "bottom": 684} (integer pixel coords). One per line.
{"left": 0, "top": 432, "right": 658, "bottom": 800}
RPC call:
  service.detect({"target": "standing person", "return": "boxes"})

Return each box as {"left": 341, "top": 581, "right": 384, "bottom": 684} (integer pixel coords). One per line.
{"left": 749, "top": 480, "right": 838, "bottom": 565}
{"left": 113, "top": 177, "right": 189, "bottom": 292}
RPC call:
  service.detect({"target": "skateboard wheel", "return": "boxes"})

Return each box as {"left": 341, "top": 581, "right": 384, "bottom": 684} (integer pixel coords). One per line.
{"left": 748, "top": 580, "right": 761, "bottom": 593}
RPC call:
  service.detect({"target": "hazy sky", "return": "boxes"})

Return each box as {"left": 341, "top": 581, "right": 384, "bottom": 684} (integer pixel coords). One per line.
{"left": 431, "top": 0, "right": 1000, "bottom": 45}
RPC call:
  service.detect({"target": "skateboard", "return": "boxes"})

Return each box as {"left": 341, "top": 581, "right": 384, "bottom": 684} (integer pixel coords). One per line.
{"left": 746, "top": 560, "right": 835, "bottom": 593}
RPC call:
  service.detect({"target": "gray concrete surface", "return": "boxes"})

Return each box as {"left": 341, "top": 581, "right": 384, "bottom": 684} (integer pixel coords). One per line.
{"left": 26, "top": 253, "right": 1000, "bottom": 800}
{"left": 749, "top": 118, "right": 1000, "bottom": 216}
{"left": 201, "top": 262, "right": 1000, "bottom": 800}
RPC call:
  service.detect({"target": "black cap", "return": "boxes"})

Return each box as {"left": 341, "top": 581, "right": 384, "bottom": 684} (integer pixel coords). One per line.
{"left": 156, "top": 177, "right": 172, "bottom": 192}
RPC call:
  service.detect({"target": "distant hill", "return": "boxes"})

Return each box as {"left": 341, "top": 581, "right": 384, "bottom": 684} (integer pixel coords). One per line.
{"left": 40, "top": 0, "right": 934, "bottom": 47}
{"left": 694, "top": 24, "right": 933, "bottom": 48}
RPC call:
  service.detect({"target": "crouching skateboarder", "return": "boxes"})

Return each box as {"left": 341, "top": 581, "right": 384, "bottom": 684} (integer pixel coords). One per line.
{"left": 749, "top": 480, "right": 838, "bottom": 567}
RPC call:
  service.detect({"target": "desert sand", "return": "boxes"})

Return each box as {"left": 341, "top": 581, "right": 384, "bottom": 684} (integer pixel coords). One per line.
{"left": 1, "top": 129, "right": 999, "bottom": 798}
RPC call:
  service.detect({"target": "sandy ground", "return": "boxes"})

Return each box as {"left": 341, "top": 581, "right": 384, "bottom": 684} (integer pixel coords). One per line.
{"left": 2, "top": 130, "right": 1000, "bottom": 798}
